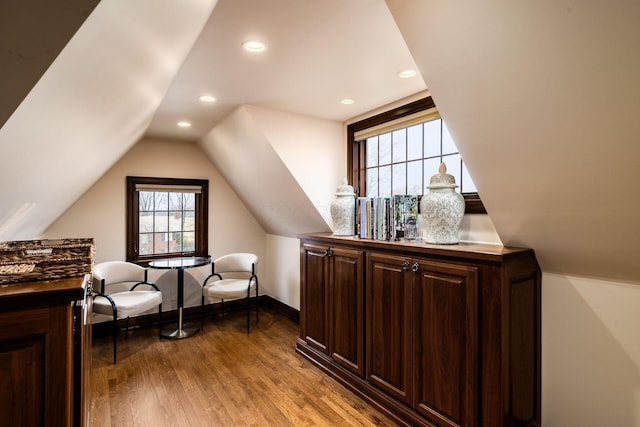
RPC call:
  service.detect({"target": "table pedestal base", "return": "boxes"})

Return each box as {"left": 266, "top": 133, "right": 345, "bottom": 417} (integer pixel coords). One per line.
{"left": 161, "top": 322, "right": 199, "bottom": 339}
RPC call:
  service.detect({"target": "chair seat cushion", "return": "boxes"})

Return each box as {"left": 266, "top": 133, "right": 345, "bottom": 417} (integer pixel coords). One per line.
{"left": 94, "top": 290, "right": 162, "bottom": 318}
{"left": 203, "top": 278, "right": 255, "bottom": 300}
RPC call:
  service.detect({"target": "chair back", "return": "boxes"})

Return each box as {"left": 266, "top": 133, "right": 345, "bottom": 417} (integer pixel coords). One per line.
{"left": 93, "top": 261, "right": 147, "bottom": 293}
{"left": 213, "top": 253, "right": 258, "bottom": 275}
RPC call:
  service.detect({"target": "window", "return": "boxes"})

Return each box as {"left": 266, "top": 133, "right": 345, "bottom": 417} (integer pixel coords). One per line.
{"left": 126, "top": 177, "right": 209, "bottom": 263}
{"left": 348, "top": 97, "right": 486, "bottom": 214}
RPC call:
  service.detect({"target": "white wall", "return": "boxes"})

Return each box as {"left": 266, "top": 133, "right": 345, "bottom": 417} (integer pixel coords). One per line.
{"left": 44, "top": 137, "right": 267, "bottom": 312}
{"left": 244, "top": 104, "right": 345, "bottom": 227}
{"left": 542, "top": 273, "right": 640, "bottom": 426}
{"left": 264, "top": 234, "right": 301, "bottom": 310}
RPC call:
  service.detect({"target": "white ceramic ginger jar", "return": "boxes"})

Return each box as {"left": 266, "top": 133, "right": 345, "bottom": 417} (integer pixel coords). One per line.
{"left": 420, "top": 162, "right": 465, "bottom": 244}
{"left": 330, "top": 178, "right": 356, "bottom": 236}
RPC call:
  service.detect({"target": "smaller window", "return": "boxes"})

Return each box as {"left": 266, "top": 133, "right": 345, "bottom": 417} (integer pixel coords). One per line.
{"left": 126, "top": 177, "right": 209, "bottom": 264}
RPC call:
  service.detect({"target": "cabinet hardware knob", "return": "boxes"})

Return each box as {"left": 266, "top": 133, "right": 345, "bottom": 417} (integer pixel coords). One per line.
{"left": 323, "top": 248, "right": 333, "bottom": 257}
{"left": 412, "top": 262, "right": 419, "bottom": 272}
{"left": 402, "top": 260, "right": 410, "bottom": 271}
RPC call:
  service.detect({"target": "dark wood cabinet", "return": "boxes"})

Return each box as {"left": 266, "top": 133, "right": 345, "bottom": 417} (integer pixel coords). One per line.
{"left": 0, "top": 276, "right": 91, "bottom": 427}
{"left": 366, "top": 252, "right": 412, "bottom": 404}
{"left": 300, "top": 241, "right": 365, "bottom": 376}
{"left": 297, "top": 233, "right": 541, "bottom": 427}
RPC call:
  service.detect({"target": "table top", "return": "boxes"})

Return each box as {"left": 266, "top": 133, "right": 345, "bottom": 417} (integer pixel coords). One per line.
{"left": 148, "top": 256, "right": 211, "bottom": 270}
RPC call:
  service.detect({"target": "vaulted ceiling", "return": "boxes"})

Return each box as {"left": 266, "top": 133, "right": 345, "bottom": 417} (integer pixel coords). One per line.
{"left": 1, "top": 0, "right": 639, "bottom": 284}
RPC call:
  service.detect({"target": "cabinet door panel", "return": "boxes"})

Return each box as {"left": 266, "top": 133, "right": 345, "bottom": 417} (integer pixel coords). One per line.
{"left": 330, "top": 247, "right": 365, "bottom": 376}
{"left": 301, "top": 243, "right": 330, "bottom": 353}
{"left": 366, "top": 252, "right": 412, "bottom": 404}
{"left": 413, "top": 260, "right": 478, "bottom": 427}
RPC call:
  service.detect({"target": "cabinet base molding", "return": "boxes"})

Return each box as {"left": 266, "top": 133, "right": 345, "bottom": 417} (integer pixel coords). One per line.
{"left": 296, "top": 339, "right": 435, "bottom": 427}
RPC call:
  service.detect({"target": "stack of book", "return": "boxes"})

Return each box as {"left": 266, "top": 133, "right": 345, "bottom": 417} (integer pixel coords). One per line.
{"left": 356, "top": 195, "right": 418, "bottom": 241}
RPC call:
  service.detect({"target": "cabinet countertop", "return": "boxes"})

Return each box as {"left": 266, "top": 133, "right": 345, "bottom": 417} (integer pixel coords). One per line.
{"left": 299, "top": 232, "right": 535, "bottom": 262}
{"left": 0, "top": 275, "right": 88, "bottom": 310}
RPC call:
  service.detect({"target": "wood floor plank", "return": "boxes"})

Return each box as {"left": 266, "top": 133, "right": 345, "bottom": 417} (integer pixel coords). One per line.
{"left": 90, "top": 308, "right": 398, "bottom": 426}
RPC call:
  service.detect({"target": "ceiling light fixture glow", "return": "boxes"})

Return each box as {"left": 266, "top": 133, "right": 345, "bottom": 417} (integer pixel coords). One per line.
{"left": 340, "top": 99, "right": 355, "bottom": 105}
{"left": 198, "top": 95, "right": 216, "bottom": 102}
{"left": 177, "top": 121, "right": 192, "bottom": 128}
{"left": 398, "top": 69, "right": 417, "bottom": 78}
{"left": 242, "top": 40, "right": 266, "bottom": 52}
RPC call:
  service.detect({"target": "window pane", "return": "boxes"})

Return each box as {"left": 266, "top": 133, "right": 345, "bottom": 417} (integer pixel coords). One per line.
{"left": 424, "top": 157, "right": 441, "bottom": 184}
{"left": 154, "top": 212, "right": 168, "bottom": 232}
{"left": 154, "top": 233, "right": 168, "bottom": 253}
{"left": 169, "top": 193, "right": 182, "bottom": 210}
{"left": 392, "top": 163, "right": 406, "bottom": 195}
{"left": 169, "top": 232, "right": 181, "bottom": 253}
{"left": 139, "top": 233, "right": 153, "bottom": 255}
{"left": 442, "top": 122, "right": 457, "bottom": 155}
{"left": 169, "top": 211, "right": 182, "bottom": 231}
{"left": 183, "top": 232, "right": 195, "bottom": 252}
{"left": 139, "top": 211, "right": 153, "bottom": 233}
{"left": 379, "top": 165, "right": 391, "bottom": 197}
{"left": 407, "top": 160, "right": 423, "bottom": 195}
{"left": 183, "top": 193, "right": 195, "bottom": 210}
{"left": 407, "top": 124, "right": 422, "bottom": 160}
{"left": 366, "top": 136, "right": 379, "bottom": 167}
{"left": 462, "top": 163, "right": 477, "bottom": 193}
{"left": 392, "top": 129, "right": 406, "bottom": 163}
{"left": 424, "top": 119, "right": 441, "bottom": 158}
{"left": 154, "top": 192, "right": 168, "bottom": 210}
{"left": 183, "top": 211, "right": 195, "bottom": 231}
{"left": 139, "top": 192, "right": 154, "bottom": 212}
{"left": 379, "top": 133, "right": 392, "bottom": 165}
{"left": 366, "top": 168, "right": 378, "bottom": 197}
{"left": 443, "top": 154, "right": 462, "bottom": 187}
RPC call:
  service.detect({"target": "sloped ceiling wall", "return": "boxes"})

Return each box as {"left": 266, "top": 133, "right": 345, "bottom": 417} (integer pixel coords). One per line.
{"left": 387, "top": 0, "right": 640, "bottom": 283}
{"left": 0, "top": 0, "right": 219, "bottom": 241}
{"left": 0, "top": 0, "right": 100, "bottom": 129}
{"left": 197, "top": 106, "right": 331, "bottom": 238}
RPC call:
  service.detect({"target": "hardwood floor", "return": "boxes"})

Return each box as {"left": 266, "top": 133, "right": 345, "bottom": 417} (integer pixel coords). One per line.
{"left": 90, "top": 308, "right": 397, "bottom": 426}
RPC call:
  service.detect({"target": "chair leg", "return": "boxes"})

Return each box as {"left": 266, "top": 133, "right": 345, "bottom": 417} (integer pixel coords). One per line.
{"left": 201, "top": 294, "right": 205, "bottom": 331}
{"left": 112, "top": 315, "right": 118, "bottom": 364}
{"left": 158, "top": 303, "right": 163, "bottom": 340}
{"left": 247, "top": 288, "right": 250, "bottom": 334}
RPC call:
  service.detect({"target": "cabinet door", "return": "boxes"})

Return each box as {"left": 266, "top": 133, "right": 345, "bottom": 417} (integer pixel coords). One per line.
{"left": 366, "top": 252, "right": 413, "bottom": 404}
{"left": 413, "top": 259, "right": 478, "bottom": 427}
{"left": 330, "top": 246, "right": 365, "bottom": 377}
{"left": 0, "top": 305, "right": 73, "bottom": 427}
{"left": 300, "top": 242, "right": 331, "bottom": 353}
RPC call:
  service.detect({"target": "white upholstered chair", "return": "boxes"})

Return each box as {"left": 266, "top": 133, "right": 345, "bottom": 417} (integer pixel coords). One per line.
{"left": 201, "top": 253, "right": 258, "bottom": 333}
{"left": 92, "top": 261, "right": 162, "bottom": 363}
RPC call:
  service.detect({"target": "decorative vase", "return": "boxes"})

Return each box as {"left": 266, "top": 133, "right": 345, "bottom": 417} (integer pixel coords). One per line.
{"left": 330, "top": 178, "right": 356, "bottom": 236}
{"left": 420, "top": 162, "right": 465, "bottom": 244}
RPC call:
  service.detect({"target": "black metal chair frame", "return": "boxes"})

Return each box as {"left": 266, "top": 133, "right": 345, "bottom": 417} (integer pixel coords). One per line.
{"left": 93, "top": 269, "right": 162, "bottom": 364}
{"left": 200, "top": 259, "right": 258, "bottom": 334}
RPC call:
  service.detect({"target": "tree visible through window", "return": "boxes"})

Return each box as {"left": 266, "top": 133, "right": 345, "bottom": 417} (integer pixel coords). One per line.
{"left": 126, "top": 177, "right": 209, "bottom": 263}
{"left": 138, "top": 191, "right": 196, "bottom": 255}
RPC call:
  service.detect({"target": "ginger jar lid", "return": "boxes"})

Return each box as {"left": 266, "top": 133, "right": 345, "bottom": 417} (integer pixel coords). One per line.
{"left": 427, "top": 162, "right": 458, "bottom": 189}
{"left": 335, "top": 178, "right": 355, "bottom": 196}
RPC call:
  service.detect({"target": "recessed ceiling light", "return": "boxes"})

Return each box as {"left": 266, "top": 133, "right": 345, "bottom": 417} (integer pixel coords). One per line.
{"left": 340, "top": 99, "right": 355, "bottom": 105}
{"left": 177, "top": 121, "right": 192, "bottom": 128}
{"left": 242, "top": 40, "right": 266, "bottom": 52}
{"left": 198, "top": 95, "right": 216, "bottom": 102}
{"left": 398, "top": 69, "right": 417, "bottom": 79}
